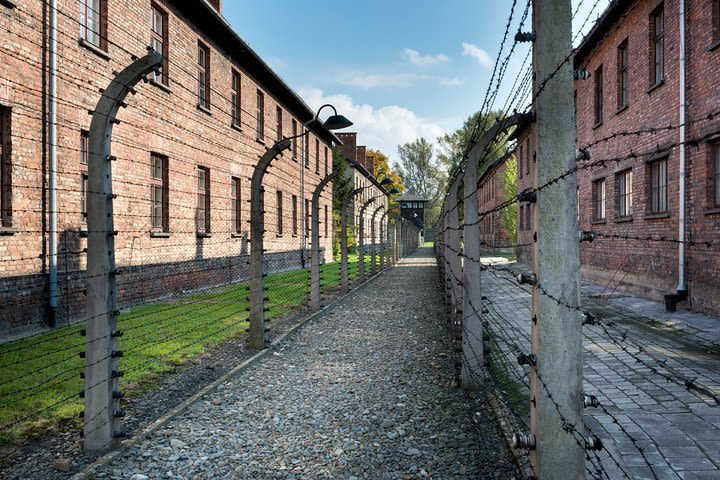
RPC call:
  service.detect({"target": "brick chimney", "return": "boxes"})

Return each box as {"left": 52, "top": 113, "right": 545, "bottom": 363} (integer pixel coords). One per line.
{"left": 336, "top": 132, "right": 357, "bottom": 162}
{"left": 356, "top": 146, "right": 367, "bottom": 173}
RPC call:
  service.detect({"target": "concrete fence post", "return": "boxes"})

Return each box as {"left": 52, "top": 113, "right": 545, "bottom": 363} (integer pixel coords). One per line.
{"left": 379, "top": 211, "right": 387, "bottom": 270}
{"left": 358, "top": 196, "right": 379, "bottom": 282}
{"left": 310, "top": 171, "right": 339, "bottom": 311}
{"left": 371, "top": 205, "right": 384, "bottom": 275}
{"left": 84, "top": 51, "right": 163, "bottom": 452}
{"left": 340, "top": 188, "right": 361, "bottom": 294}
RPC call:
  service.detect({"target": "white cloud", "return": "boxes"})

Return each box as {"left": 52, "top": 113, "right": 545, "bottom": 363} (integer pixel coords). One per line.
{"left": 335, "top": 72, "right": 422, "bottom": 89}
{"left": 300, "top": 87, "right": 445, "bottom": 160}
{"left": 438, "top": 77, "right": 463, "bottom": 87}
{"left": 403, "top": 48, "right": 450, "bottom": 66}
{"left": 462, "top": 42, "right": 492, "bottom": 68}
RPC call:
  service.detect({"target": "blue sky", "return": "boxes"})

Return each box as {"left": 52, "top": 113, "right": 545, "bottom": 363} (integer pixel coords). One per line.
{"left": 224, "top": 1, "right": 609, "bottom": 163}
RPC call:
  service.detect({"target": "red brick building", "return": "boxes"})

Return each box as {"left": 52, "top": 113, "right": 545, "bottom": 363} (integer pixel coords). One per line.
{"left": 0, "top": 0, "right": 339, "bottom": 335}
{"left": 514, "top": 120, "right": 535, "bottom": 264}
{"left": 477, "top": 156, "right": 513, "bottom": 250}
{"left": 575, "top": 0, "right": 720, "bottom": 314}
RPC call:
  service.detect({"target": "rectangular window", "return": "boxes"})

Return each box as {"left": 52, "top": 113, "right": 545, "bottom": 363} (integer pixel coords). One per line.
{"left": 0, "top": 107, "right": 11, "bottom": 228}
{"left": 715, "top": 143, "right": 720, "bottom": 207}
{"left": 150, "top": 4, "right": 168, "bottom": 85}
{"left": 525, "top": 138, "right": 530, "bottom": 175}
{"left": 649, "top": 158, "right": 668, "bottom": 213}
{"left": 525, "top": 204, "right": 531, "bottom": 230}
{"left": 617, "top": 169, "right": 633, "bottom": 217}
{"left": 231, "top": 70, "right": 241, "bottom": 127}
{"left": 305, "top": 198, "right": 310, "bottom": 235}
{"left": 324, "top": 204, "right": 328, "bottom": 237}
{"left": 292, "top": 120, "right": 298, "bottom": 161}
{"left": 650, "top": 5, "right": 664, "bottom": 86}
{"left": 276, "top": 190, "right": 283, "bottom": 236}
{"left": 231, "top": 177, "right": 241, "bottom": 234}
{"left": 304, "top": 134, "right": 309, "bottom": 169}
{"left": 292, "top": 194, "right": 298, "bottom": 235}
{"left": 151, "top": 154, "right": 169, "bottom": 231}
{"left": 315, "top": 139, "right": 320, "bottom": 174}
{"left": 276, "top": 106, "right": 282, "bottom": 141}
{"left": 80, "top": 130, "right": 88, "bottom": 223}
{"left": 80, "top": 0, "right": 106, "bottom": 49}
{"left": 617, "top": 40, "right": 628, "bottom": 109}
{"left": 594, "top": 64, "right": 603, "bottom": 125}
{"left": 593, "top": 179, "right": 606, "bottom": 221}
{"left": 197, "top": 42, "right": 210, "bottom": 109}
{"left": 324, "top": 146, "right": 329, "bottom": 176}
{"left": 519, "top": 205, "right": 524, "bottom": 231}
{"left": 256, "top": 90, "right": 264, "bottom": 141}
{"left": 197, "top": 167, "right": 210, "bottom": 232}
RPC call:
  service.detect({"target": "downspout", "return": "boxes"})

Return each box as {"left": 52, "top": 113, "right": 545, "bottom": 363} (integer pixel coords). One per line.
{"left": 48, "top": 0, "right": 58, "bottom": 327}
{"left": 677, "top": 0, "right": 688, "bottom": 296}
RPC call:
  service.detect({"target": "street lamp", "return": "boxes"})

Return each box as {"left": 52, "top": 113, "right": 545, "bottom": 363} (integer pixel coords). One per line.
{"left": 248, "top": 104, "right": 352, "bottom": 350}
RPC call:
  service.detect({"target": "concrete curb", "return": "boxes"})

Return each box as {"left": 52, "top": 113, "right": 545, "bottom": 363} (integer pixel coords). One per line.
{"left": 71, "top": 264, "right": 395, "bottom": 479}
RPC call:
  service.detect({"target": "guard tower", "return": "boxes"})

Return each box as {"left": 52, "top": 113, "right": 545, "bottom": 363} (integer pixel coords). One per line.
{"left": 397, "top": 187, "right": 428, "bottom": 239}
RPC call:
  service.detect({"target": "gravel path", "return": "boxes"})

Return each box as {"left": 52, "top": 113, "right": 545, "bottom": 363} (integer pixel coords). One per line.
{"left": 92, "top": 248, "right": 516, "bottom": 479}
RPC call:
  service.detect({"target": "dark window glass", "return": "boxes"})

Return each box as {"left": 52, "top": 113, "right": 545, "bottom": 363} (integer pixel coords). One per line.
{"left": 256, "top": 90, "right": 264, "bottom": 141}
{"left": 151, "top": 154, "right": 169, "bottom": 231}
{"left": 651, "top": 5, "right": 664, "bottom": 85}
{"left": 198, "top": 42, "right": 210, "bottom": 108}
{"left": 0, "top": 107, "right": 12, "bottom": 227}
{"left": 649, "top": 159, "right": 668, "bottom": 213}
{"left": 231, "top": 70, "right": 241, "bottom": 127}
{"left": 276, "top": 190, "right": 283, "bottom": 236}
{"left": 231, "top": 177, "right": 241, "bottom": 234}
{"left": 594, "top": 65, "right": 603, "bottom": 124}
{"left": 617, "top": 40, "right": 628, "bottom": 109}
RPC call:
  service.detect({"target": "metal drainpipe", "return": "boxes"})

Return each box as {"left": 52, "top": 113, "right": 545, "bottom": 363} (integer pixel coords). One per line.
{"left": 48, "top": 0, "right": 58, "bottom": 327}
{"left": 677, "top": 0, "right": 688, "bottom": 295}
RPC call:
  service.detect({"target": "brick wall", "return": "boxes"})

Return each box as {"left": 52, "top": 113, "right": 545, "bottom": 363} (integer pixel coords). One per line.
{"left": 0, "top": 0, "right": 335, "bottom": 335}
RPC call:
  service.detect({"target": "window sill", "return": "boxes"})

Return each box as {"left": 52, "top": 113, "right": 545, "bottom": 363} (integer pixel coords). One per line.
{"left": 647, "top": 79, "right": 664, "bottom": 95}
{"left": 231, "top": 123, "right": 242, "bottom": 133}
{"left": 78, "top": 38, "right": 111, "bottom": 60}
{"left": 276, "top": 234, "right": 284, "bottom": 238}
{"left": 644, "top": 212, "right": 670, "bottom": 220}
{"left": 196, "top": 232, "right": 212, "bottom": 238}
{"left": 615, "top": 105, "right": 628, "bottom": 115}
{"left": 708, "top": 39, "right": 720, "bottom": 52}
{"left": 613, "top": 216, "right": 633, "bottom": 223}
{"left": 79, "top": 229, "right": 88, "bottom": 238}
{"left": 149, "top": 79, "right": 171, "bottom": 93}
{"left": 150, "top": 231, "right": 171, "bottom": 238}
{"left": 197, "top": 104, "right": 212, "bottom": 115}
{"left": 256, "top": 138, "right": 266, "bottom": 146}
{"left": 704, "top": 207, "right": 720, "bottom": 216}
{"left": 592, "top": 120, "right": 603, "bottom": 130}
{"left": 0, "top": 0, "right": 17, "bottom": 8}
{"left": 0, "top": 225, "right": 18, "bottom": 235}
{"left": 231, "top": 232, "right": 244, "bottom": 238}
{"left": 590, "top": 219, "right": 607, "bottom": 225}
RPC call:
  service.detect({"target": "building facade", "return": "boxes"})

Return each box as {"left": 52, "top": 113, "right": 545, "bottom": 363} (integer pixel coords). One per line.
{"left": 476, "top": 157, "right": 513, "bottom": 251}
{"left": 0, "top": 0, "right": 338, "bottom": 335}
{"left": 574, "top": 0, "right": 720, "bottom": 314}
{"left": 515, "top": 121, "right": 535, "bottom": 264}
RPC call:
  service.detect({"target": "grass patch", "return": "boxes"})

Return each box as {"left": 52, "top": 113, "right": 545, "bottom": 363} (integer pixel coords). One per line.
{"left": 0, "top": 255, "right": 361, "bottom": 445}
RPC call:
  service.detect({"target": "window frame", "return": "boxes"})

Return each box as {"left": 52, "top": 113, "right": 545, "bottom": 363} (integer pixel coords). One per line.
{"left": 616, "top": 169, "right": 633, "bottom": 218}
{"left": 305, "top": 198, "right": 310, "bottom": 235}
{"left": 150, "top": 3, "right": 169, "bottom": 86}
{"left": 324, "top": 146, "right": 329, "bottom": 176}
{"left": 231, "top": 69, "right": 241, "bottom": 128}
{"left": 324, "top": 204, "right": 328, "bottom": 238}
{"left": 276, "top": 190, "right": 283, "bottom": 236}
{"left": 650, "top": 4, "right": 665, "bottom": 87}
{"left": 594, "top": 64, "right": 604, "bottom": 125}
{"left": 150, "top": 153, "right": 169, "bottom": 232}
{"left": 231, "top": 177, "right": 241, "bottom": 234}
{"left": 304, "top": 134, "right": 310, "bottom": 170}
{"left": 315, "top": 138, "right": 320, "bottom": 175}
{"left": 276, "top": 106, "right": 283, "bottom": 142}
{"left": 80, "top": 0, "right": 107, "bottom": 50}
{"left": 197, "top": 41, "right": 210, "bottom": 109}
{"left": 196, "top": 166, "right": 210, "bottom": 233}
{"left": 256, "top": 89, "right": 264, "bottom": 142}
{"left": 0, "top": 106, "right": 12, "bottom": 228}
{"left": 292, "top": 194, "right": 298, "bottom": 235}
{"left": 648, "top": 157, "right": 668, "bottom": 214}
{"left": 593, "top": 178, "right": 606, "bottom": 221}
{"left": 80, "top": 130, "right": 89, "bottom": 224}
{"left": 617, "top": 39, "right": 628, "bottom": 110}
{"left": 291, "top": 120, "right": 298, "bottom": 161}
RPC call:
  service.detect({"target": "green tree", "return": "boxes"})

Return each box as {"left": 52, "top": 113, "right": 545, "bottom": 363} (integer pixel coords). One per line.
{"left": 498, "top": 156, "right": 518, "bottom": 245}
{"left": 367, "top": 148, "right": 406, "bottom": 222}
{"left": 437, "top": 110, "right": 508, "bottom": 176}
{"left": 396, "top": 138, "right": 445, "bottom": 227}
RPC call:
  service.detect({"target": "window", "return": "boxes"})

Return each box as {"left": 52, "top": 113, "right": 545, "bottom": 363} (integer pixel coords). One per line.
{"left": 324, "top": 146, "right": 329, "bottom": 176}
{"left": 151, "top": 154, "right": 169, "bottom": 231}
{"left": 649, "top": 158, "right": 668, "bottom": 213}
{"left": 305, "top": 198, "right": 310, "bottom": 234}
{"left": 617, "top": 40, "right": 628, "bottom": 109}
{"left": 650, "top": 5, "right": 664, "bottom": 86}
{"left": 324, "top": 204, "right": 328, "bottom": 237}
{"left": 594, "top": 64, "right": 603, "bottom": 125}
{"left": 80, "top": 131, "right": 88, "bottom": 223}
{"left": 525, "top": 138, "right": 530, "bottom": 175}
{"left": 231, "top": 70, "right": 241, "bottom": 127}
{"left": 518, "top": 143, "right": 524, "bottom": 178}
{"left": 256, "top": 90, "right": 264, "bottom": 141}
{"left": 150, "top": 4, "right": 168, "bottom": 85}
{"left": 292, "top": 194, "right": 298, "bottom": 235}
{"left": 292, "top": 120, "right": 298, "bottom": 161}
{"left": 197, "top": 167, "right": 210, "bottom": 233}
{"left": 197, "top": 42, "right": 210, "bottom": 109}
{"left": 276, "top": 190, "right": 283, "bottom": 235}
{"left": 231, "top": 177, "right": 241, "bottom": 234}
{"left": 593, "top": 179, "right": 606, "bottom": 221}
{"left": 80, "top": 0, "right": 106, "bottom": 50}
{"left": 519, "top": 205, "right": 524, "bottom": 230}
{"left": 276, "top": 106, "right": 282, "bottom": 141}
{"left": 525, "top": 204, "right": 531, "bottom": 230}
{"left": 0, "top": 107, "right": 11, "bottom": 228}
{"left": 304, "top": 134, "right": 309, "bottom": 169}
{"left": 315, "top": 139, "right": 320, "bottom": 174}
{"left": 616, "top": 169, "right": 633, "bottom": 217}
{"left": 714, "top": 0, "right": 720, "bottom": 44}
{"left": 715, "top": 143, "right": 720, "bottom": 207}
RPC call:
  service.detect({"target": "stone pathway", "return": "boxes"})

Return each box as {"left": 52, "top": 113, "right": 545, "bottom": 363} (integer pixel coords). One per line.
{"left": 92, "top": 248, "right": 515, "bottom": 479}
{"left": 480, "top": 257, "right": 720, "bottom": 480}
